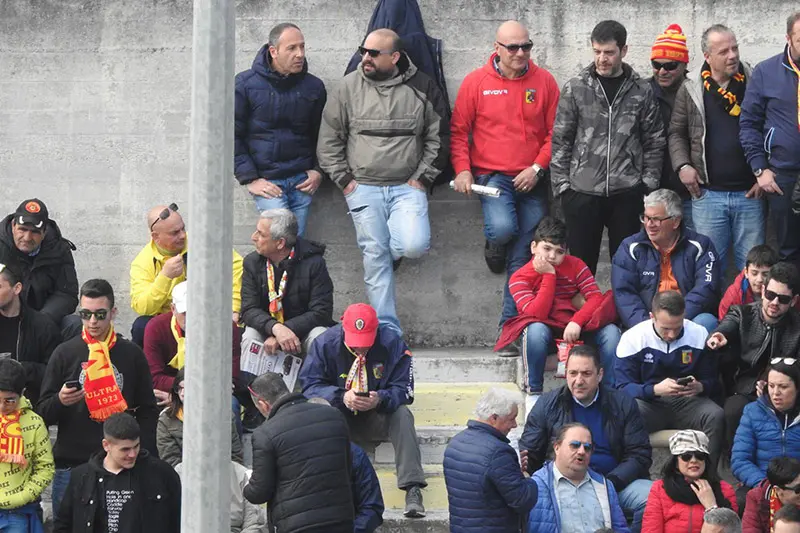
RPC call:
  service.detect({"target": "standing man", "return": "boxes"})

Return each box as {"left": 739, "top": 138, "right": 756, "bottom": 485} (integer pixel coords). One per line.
{"left": 740, "top": 12, "right": 800, "bottom": 263}
{"left": 669, "top": 24, "right": 763, "bottom": 272}
{"left": 451, "top": 20, "right": 560, "bottom": 352}
{"left": 317, "top": 28, "right": 450, "bottom": 335}
{"left": 234, "top": 23, "right": 327, "bottom": 236}
{"left": 551, "top": 20, "right": 665, "bottom": 275}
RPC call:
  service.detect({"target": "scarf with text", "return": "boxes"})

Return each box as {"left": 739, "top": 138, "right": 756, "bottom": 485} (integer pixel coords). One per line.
{"left": 786, "top": 48, "right": 800, "bottom": 132}
{"left": 81, "top": 326, "right": 129, "bottom": 422}
{"left": 0, "top": 410, "right": 26, "bottom": 466}
{"left": 344, "top": 344, "right": 368, "bottom": 393}
{"left": 701, "top": 61, "right": 746, "bottom": 116}
{"left": 267, "top": 248, "right": 295, "bottom": 323}
{"left": 769, "top": 486, "right": 783, "bottom": 533}
{"left": 168, "top": 315, "right": 185, "bottom": 370}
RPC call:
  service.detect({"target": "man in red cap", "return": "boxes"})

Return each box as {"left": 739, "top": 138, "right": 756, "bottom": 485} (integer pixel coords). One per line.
{"left": 299, "top": 302, "right": 427, "bottom": 518}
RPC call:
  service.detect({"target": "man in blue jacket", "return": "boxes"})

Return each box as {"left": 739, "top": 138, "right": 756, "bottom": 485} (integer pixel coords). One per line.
{"left": 740, "top": 12, "right": 800, "bottom": 263}
{"left": 443, "top": 387, "right": 537, "bottom": 533}
{"left": 519, "top": 345, "right": 651, "bottom": 533}
{"left": 611, "top": 188, "right": 720, "bottom": 332}
{"left": 299, "top": 303, "right": 426, "bottom": 518}
{"left": 234, "top": 23, "right": 327, "bottom": 236}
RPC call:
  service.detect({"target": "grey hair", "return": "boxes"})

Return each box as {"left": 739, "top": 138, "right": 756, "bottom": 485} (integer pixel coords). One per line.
{"left": 259, "top": 208, "right": 298, "bottom": 247}
{"left": 268, "top": 22, "right": 300, "bottom": 48}
{"left": 701, "top": 24, "right": 735, "bottom": 54}
{"left": 474, "top": 388, "right": 521, "bottom": 420}
{"left": 702, "top": 507, "right": 741, "bottom": 533}
{"left": 643, "top": 188, "right": 683, "bottom": 219}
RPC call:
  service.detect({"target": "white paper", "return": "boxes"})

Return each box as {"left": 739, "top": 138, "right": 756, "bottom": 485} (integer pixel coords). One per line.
{"left": 240, "top": 339, "right": 301, "bottom": 391}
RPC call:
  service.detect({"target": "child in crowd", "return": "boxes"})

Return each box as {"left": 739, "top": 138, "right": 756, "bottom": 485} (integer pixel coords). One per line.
{"left": 494, "top": 217, "right": 619, "bottom": 411}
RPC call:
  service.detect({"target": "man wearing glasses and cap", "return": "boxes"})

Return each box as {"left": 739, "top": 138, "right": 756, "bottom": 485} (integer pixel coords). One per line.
{"left": 129, "top": 203, "right": 243, "bottom": 346}
{"left": 0, "top": 198, "right": 81, "bottom": 339}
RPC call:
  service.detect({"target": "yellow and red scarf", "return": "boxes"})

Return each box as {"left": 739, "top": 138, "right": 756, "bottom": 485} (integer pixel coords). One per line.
{"left": 786, "top": 48, "right": 800, "bottom": 132}
{"left": 81, "top": 326, "right": 129, "bottom": 422}
{"left": 344, "top": 345, "right": 368, "bottom": 394}
{"left": 0, "top": 410, "right": 26, "bottom": 466}
{"left": 266, "top": 249, "right": 295, "bottom": 323}
{"left": 168, "top": 315, "right": 185, "bottom": 370}
{"left": 701, "top": 60, "right": 746, "bottom": 117}
{"left": 769, "top": 486, "right": 783, "bottom": 532}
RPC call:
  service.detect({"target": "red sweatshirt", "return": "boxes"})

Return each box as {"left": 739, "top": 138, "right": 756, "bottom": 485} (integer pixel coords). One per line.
{"left": 450, "top": 54, "right": 560, "bottom": 175}
{"left": 719, "top": 269, "right": 800, "bottom": 319}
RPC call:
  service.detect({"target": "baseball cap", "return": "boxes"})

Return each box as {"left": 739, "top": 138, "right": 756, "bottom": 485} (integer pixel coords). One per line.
{"left": 14, "top": 199, "right": 49, "bottom": 229}
{"left": 171, "top": 281, "right": 188, "bottom": 314}
{"left": 668, "top": 429, "right": 710, "bottom": 456}
{"left": 342, "top": 303, "right": 379, "bottom": 347}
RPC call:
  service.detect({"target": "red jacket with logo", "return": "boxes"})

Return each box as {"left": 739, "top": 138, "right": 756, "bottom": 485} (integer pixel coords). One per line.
{"left": 450, "top": 54, "right": 560, "bottom": 175}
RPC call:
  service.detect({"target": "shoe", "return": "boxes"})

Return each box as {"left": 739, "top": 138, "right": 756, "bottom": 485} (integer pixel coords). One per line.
{"left": 525, "top": 394, "right": 540, "bottom": 417}
{"left": 393, "top": 257, "right": 403, "bottom": 272}
{"left": 404, "top": 485, "right": 426, "bottom": 518}
{"left": 495, "top": 331, "right": 520, "bottom": 357}
{"left": 555, "top": 361, "right": 566, "bottom": 378}
{"left": 484, "top": 240, "right": 507, "bottom": 274}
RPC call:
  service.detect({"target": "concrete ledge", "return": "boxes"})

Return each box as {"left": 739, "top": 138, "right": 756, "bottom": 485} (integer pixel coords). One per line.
{"left": 376, "top": 510, "right": 449, "bottom": 533}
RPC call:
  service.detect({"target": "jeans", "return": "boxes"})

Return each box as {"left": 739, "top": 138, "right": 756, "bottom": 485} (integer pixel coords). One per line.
{"left": 131, "top": 315, "right": 155, "bottom": 348}
{"left": 0, "top": 504, "right": 42, "bottom": 533}
{"left": 692, "top": 312, "right": 719, "bottom": 334}
{"left": 682, "top": 199, "right": 694, "bottom": 232}
{"left": 344, "top": 183, "right": 430, "bottom": 336}
{"left": 476, "top": 173, "right": 548, "bottom": 326}
{"left": 691, "top": 189, "right": 765, "bottom": 271}
{"left": 767, "top": 173, "right": 800, "bottom": 261}
{"left": 521, "top": 322, "right": 621, "bottom": 393}
{"left": 617, "top": 478, "right": 653, "bottom": 533}
{"left": 51, "top": 467, "right": 72, "bottom": 522}
{"left": 250, "top": 173, "right": 313, "bottom": 236}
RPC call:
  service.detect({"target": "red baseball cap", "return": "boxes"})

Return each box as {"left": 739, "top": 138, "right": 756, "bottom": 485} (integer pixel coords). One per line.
{"left": 342, "top": 303, "right": 379, "bottom": 347}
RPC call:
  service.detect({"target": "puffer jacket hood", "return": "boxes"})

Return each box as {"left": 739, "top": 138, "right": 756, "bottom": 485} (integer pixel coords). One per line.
{"left": 250, "top": 44, "right": 309, "bottom": 88}
{"left": 356, "top": 51, "right": 418, "bottom": 86}
{"left": 0, "top": 214, "right": 76, "bottom": 264}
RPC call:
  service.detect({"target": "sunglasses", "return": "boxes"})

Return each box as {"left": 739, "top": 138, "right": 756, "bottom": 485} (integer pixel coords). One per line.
{"left": 679, "top": 452, "right": 708, "bottom": 462}
{"left": 765, "top": 289, "right": 793, "bottom": 305}
{"left": 78, "top": 308, "right": 109, "bottom": 321}
{"left": 150, "top": 203, "right": 179, "bottom": 231}
{"left": 358, "top": 46, "right": 394, "bottom": 58}
{"left": 568, "top": 440, "right": 593, "bottom": 452}
{"left": 771, "top": 357, "right": 798, "bottom": 366}
{"left": 779, "top": 484, "right": 800, "bottom": 494}
{"left": 651, "top": 60, "right": 682, "bottom": 71}
{"left": 497, "top": 41, "right": 534, "bottom": 53}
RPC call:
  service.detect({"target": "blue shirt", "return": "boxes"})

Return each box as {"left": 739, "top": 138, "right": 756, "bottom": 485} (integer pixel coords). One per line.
{"left": 572, "top": 392, "right": 617, "bottom": 476}
{"left": 553, "top": 464, "right": 605, "bottom": 533}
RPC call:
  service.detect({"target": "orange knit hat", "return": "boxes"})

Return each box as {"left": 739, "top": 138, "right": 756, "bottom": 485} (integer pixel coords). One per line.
{"left": 651, "top": 24, "right": 690, "bottom": 63}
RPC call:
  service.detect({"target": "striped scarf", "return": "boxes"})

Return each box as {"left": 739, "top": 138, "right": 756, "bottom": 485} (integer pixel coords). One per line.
{"left": 344, "top": 345, "right": 368, "bottom": 394}
{"left": 267, "top": 248, "right": 295, "bottom": 323}
{"left": 81, "top": 326, "right": 129, "bottom": 422}
{"left": 769, "top": 486, "right": 783, "bottom": 533}
{"left": 0, "top": 410, "right": 26, "bottom": 466}
{"left": 701, "top": 61, "right": 746, "bottom": 116}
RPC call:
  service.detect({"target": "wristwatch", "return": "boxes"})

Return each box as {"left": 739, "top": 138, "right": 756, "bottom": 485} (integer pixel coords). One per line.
{"left": 754, "top": 169, "right": 764, "bottom": 177}
{"left": 532, "top": 164, "right": 546, "bottom": 180}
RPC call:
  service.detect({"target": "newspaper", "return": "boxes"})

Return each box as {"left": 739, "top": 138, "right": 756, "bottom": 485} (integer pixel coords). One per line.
{"left": 240, "top": 338, "right": 302, "bottom": 392}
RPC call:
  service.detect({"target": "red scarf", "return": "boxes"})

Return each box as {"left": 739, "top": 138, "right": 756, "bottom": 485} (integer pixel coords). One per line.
{"left": 769, "top": 486, "right": 783, "bottom": 533}
{"left": 81, "top": 326, "right": 129, "bottom": 422}
{"left": 0, "top": 410, "right": 26, "bottom": 466}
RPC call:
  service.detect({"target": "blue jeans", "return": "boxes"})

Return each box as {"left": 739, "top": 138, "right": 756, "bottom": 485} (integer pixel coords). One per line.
{"left": 0, "top": 503, "right": 42, "bottom": 533}
{"left": 691, "top": 189, "right": 765, "bottom": 271}
{"left": 768, "top": 173, "right": 800, "bottom": 261}
{"left": 250, "top": 173, "right": 313, "bottom": 236}
{"left": 681, "top": 199, "right": 694, "bottom": 232}
{"left": 521, "top": 322, "right": 621, "bottom": 393}
{"left": 692, "top": 312, "right": 719, "bottom": 333}
{"left": 344, "top": 183, "right": 430, "bottom": 336}
{"left": 617, "top": 478, "right": 653, "bottom": 533}
{"left": 476, "top": 174, "right": 547, "bottom": 326}
{"left": 51, "top": 467, "right": 71, "bottom": 522}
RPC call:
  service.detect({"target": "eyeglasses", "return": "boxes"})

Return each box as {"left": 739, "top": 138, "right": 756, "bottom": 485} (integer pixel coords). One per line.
{"left": 150, "top": 203, "right": 179, "bottom": 231}
{"left": 0, "top": 397, "right": 18, "bottom": 406}
{"left": 358, "top": 46, "right": 394, "bottom": 58}
{"left": 78, "top": 308, "right": 109, "bottom": 321}
{"left": 567, "top": 440, "right": 593, "bottom": 452}
{"left": 765, "top": 290, "right": 793, "bottom": 305}
{"left": 497, "top": 41, "right": 534, "bottom": 53}
{"left": 248, "top": 386, "right": 264, "bottom": 402}
{"left": 651, "top": 60, "right": 682, "bottom": 71}
{"left": 640, "top": 214, "right": 675, "bottom": 225}
{"left": 779, "top": 484, "right": 800, "bottom": 494}
{"left": 771, "top": 358, "right": 798, "bottom": 365}
{"left": 679, "top": 452, "right": 708, "bottom": 462}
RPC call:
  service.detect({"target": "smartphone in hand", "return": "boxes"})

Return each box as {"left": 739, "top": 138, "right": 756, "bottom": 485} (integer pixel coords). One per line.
{"left": 676, "top": 376, "right": 695, "bottom": 387}
{"left": 64, "top": 380, "right": 82, "bottom": 390}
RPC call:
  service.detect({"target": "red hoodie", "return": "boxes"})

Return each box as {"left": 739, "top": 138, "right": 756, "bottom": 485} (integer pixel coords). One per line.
{"left": 719, "top": 269, "right": 800, "bottom": 320}
{"left": 450, "top": 54, "right": 560, "bottom": 175}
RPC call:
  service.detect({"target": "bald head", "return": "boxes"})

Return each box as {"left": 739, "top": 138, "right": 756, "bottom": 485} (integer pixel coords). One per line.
{"left": 147, "top": 204, "right": 185, "bottom": 254}
{"left": 366, "top": 28, "right": 402, "bottom": 53}
{"left": 494, "top": 21, "right": 532, "bottom": 78}
{"left": 496, "top": 20, "right": 529, "bottom": 43}
{"left": 361, "top": 28, "right": 403, "bottom": 81}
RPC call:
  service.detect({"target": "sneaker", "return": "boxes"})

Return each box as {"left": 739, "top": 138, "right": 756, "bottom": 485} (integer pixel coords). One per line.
{"left": 484, "top": 240, "right": 507, "bottom": 274}
{"left": 555, "top": 361, "right": 566, "bottom": 378}
{"left": 525, "top": 394, "right": 540, "bottom": 418}
{"left": 392, "top": 257, "right": 403, "bottom": 272}
{"left": 404, "top": 485, "right": 426, "bottom": 518}
{"left": 495, "top": 331, "right": 520, "bottom": 357}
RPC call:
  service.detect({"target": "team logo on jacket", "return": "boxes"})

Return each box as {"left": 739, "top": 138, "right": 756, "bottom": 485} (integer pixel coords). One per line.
{"left": 681, "top": 350, "right": 693, "bottom": 364}
{"left": 525, "top": 89, "right": 536, "bottom": 104}
{"left": 372, "top": 363, "right": 384, "bottom": 380}
{"left": 644, "top": 353, "right": 654, "bottom": 364}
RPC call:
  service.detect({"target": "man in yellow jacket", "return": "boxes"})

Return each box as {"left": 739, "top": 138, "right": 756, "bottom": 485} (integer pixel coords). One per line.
{"left": 129, "top": 203, "right": 243, "bottom": 346}
{"left": 0, "top": 359, "right": 54, "bottom": 532}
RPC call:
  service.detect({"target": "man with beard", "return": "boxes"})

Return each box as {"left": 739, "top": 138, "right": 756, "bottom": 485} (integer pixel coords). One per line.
{"left": 317, "top": 28, "right": 450, "bottom": 336}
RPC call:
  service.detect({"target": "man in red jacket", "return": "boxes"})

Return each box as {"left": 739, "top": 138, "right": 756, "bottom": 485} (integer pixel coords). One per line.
{"left": 451, "top": 20, "right": 560, "bottom": 355}
{"left": 743, "top": 456, "right": 800, "bottom": 533}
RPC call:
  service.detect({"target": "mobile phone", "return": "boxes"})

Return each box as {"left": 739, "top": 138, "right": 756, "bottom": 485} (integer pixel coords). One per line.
{"left": 354, "top": 391, "right": 370, "bottom": 397}
{"left": 676, "top": 376, "right": 695, "bottom": 386}
{"left": 65, "top": 380, "right": 82, "bottom": 390}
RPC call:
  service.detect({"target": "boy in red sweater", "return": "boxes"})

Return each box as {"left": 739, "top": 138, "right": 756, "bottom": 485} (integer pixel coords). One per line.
{"left": 495, "top": 218, "right": 619, "bottom": 405}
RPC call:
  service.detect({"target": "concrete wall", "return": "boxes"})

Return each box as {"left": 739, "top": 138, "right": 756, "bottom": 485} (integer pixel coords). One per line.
{"left": 1, "top": 0, "right": 794, "bottom": 346}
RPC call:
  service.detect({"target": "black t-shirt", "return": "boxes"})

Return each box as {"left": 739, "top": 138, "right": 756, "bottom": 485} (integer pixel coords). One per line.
{"left": 703, "top": 90, "right": 754, "bottom": 191}
{"left": 0, "top": 314, "right": 20, "bottom": 359}
{"left": 598, "top": 74, "right": 626, "bottom": 105}
{"left": 96, "top": 467, "right": 140, "bottom": 533}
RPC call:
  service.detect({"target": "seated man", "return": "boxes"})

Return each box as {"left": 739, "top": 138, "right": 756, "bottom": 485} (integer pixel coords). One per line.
{"left": 701, "top": 508, "right": 742, "bottom": 533}
{"left": 0, "top": 262, "right": 61, "bottom": 404}
{"left": 129, "top": 203, "right": 243, "bottom": 346}
{"left": 718, "top": 244, "right": 782, "bottom": 320}
{"left": 615, "top": 290, "right": 725, "bottom": 468}
{"left": 743, "top": 457, "right": 800, "bottom": 533}
{"left": 0, "top": 199, "right": 80, "bottom": 339}
{"left": 300, "top": 303, "right": 427, "bottom": 518}
{"left": 529, "top": 422, "right": 630, "bottom": 533}
{"left": 707, "top": 262, "right": 800, "bottom": 447}
{"left": 612, "top": 188, "right": 720, "bottom": 332}
{"left": 520, "top": 345, "right": 652, "bottom": 533}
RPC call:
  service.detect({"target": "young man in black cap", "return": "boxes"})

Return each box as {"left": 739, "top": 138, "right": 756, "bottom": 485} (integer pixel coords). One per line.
{"left": 0, "top": 198, "right": 80, "bottom": 339}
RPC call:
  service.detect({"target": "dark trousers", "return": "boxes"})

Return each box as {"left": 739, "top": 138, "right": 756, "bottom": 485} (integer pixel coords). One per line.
{"left": 561, "top": 188, "right": 644, "bottom": 275}
{"left": 131, "top": 315, "right": 155, "bottom": 347}
{"left": 724, "top": 393, "right": 756, "bottom": 455}
{"left": 768, "top": 173, "right": 800, "bottom": 262}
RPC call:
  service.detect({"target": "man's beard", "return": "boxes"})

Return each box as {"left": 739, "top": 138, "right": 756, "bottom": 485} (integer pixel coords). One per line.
{"left": 363, "top": 65, "right": 396, "bottom": 81}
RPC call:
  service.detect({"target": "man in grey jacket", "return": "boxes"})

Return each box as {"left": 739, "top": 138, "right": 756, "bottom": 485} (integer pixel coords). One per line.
{"left": 317, "top": 28, "right": 449, "bottom": 336}
{"left": 551, "top": 20, "right": 665, "bottom": 275}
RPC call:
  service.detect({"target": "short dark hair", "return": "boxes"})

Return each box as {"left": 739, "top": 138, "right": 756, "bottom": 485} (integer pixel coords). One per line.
{"left": 746, "top": 244, "right": 780, "bottom": 269}
{"left": 567, "top": 344, "right": 602, "bottom": 372}
{"left": 787, "top": 12, "right": 800, "bottom": 35}
{"left": 554, "top": 422, "right": 591, "bottom": 446}
{"left": 268, "top": 23, "right": 300, "bottom": 48}
{"left": 0, "top": 262, "right": 22, "bottom": 286}
{"left": 80, "top": 279, "right": 115, "bottom": 308}
{"left": 652, "top": 290, "right": 685, "bottom": 316}
{"left": 591, "top": 20, "right": 627, "bottom": 48}
{"left": 0, "top": 359, "right": 26, "bottom": 395}
{"left": 533, "top": 217, "right": 568, "bottom": 247}
{"left": 776, "top": 504, "right": 800, "bottom": 524}
{"left": 166, "top": 368, "right": 185, "bottom": 418}
{"left": 103, "top": 413, "right": 141, "bottom": 441}
{"left": 768, "top": 360, "right": 800, "bottom": 391}
{"left": 250, "top": 372, "right": 289, "bottom": 404}
{"left": 767, "top": 456, "right": 800, "bottom": 487}
{"left": 765, "top": 262, "right": 800, "bottom": 296}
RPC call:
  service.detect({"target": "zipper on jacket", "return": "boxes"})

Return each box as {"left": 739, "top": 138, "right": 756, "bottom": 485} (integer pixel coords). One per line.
{"left": 598, "top": 81, "right": 623, "bottom": 197}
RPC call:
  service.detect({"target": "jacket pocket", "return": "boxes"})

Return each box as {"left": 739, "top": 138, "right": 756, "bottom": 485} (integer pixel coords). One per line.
{"left": 351, "top": 118, "right": 421, "bottom": 179}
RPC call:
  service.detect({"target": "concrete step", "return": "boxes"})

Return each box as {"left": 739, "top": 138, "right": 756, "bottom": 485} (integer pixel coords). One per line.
{"left": 376, "top": 510, "right": 449, "bottom": 533}
{"left": 377, "top": 465, "right": 446, "bottom": 511}
{"left": 411, "top": 382, "right": 523, "bottom": 427}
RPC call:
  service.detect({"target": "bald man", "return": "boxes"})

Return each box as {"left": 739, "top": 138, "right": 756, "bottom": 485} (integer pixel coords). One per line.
{"left": 128, "top": 204, "right": 244, "bottom": 346}
{"left": 451, "top": 21, "right": 560, "bottom": 354}
{"left": 317, "top": 28, "right": 450, "bottom": 336}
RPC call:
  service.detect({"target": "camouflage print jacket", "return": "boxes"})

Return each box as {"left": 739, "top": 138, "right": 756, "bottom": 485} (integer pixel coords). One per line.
{"left": 551, "top": 63, "right": 665, "bottom": 197}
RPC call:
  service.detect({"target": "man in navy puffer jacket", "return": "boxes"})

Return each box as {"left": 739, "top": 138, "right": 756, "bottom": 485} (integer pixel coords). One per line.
{"left": 234, "top": 23, "right": 327, "bottom": 236}
{"left": 443, "top": 388, "right": 537, "bottom": 533}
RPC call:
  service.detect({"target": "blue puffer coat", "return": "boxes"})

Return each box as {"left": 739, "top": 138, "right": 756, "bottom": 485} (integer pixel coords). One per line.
{"left": 731, "top": 395, "right": 800, "bottom": 488}
{"left": 234, "top": 45, "right": 327, "bottom": 184}
{"left": 443, "top": 421, "right": 538, "bottom": 533}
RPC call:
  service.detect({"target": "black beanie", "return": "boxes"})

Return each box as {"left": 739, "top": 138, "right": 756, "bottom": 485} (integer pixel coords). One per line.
{"left": 0, "top": 359, "right": 26, "bottom": 395}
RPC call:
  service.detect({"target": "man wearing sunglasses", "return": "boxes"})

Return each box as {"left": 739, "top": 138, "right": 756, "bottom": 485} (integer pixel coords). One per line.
{"left": 743, "top": 456, "right": 800, "bottom": 532}
{"left": 317, "top": 28, "right": 450, "bottom": 336}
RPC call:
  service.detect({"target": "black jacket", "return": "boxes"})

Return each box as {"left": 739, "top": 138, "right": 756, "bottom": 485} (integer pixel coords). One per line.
{"left": 244, "top": 393, "right": 354, "bottom": 533}
{"left": 714, "top": 302, "right": 800, "bottom": 395}
{"left": 14, "top": 301, "right": 62, "bottom": 404}
{"left": 37, "top": 335, "right": 159, "bottom": 467}
{"left": 240, "top": 238, "right": 335, "bottom": 340}
{"left": 650, "top": 76, "right": 689, "bottom": 198}
{"left": 0, "top": 215, "right": 78, "bottom": 324}
{"left": 518, "top": 384, "right": 652, "bottom": 491}
{"left": 54, "top": 450, "right": 181, "bottom": 533}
